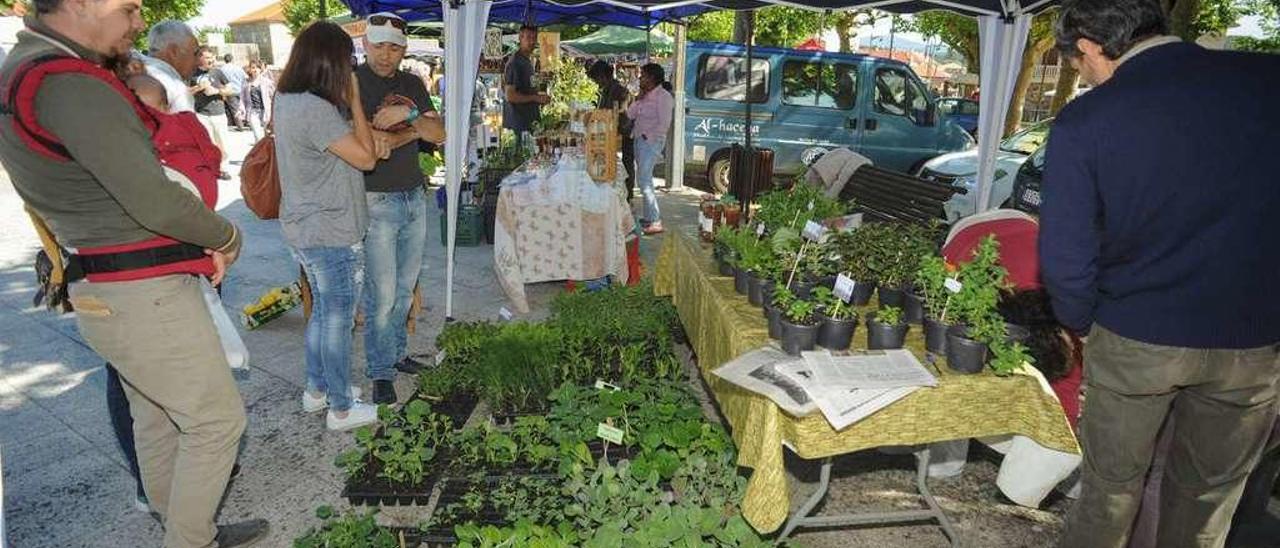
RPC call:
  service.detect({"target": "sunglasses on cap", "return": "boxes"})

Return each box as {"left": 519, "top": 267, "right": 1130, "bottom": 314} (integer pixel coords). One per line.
{"left": 369, "top": 14, "right": 407, "bottom": 31}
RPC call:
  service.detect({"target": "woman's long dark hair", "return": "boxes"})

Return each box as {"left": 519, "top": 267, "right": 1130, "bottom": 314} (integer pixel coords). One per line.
{"left": 999, "top": 289, "right": 1080, "bottom": 381}
{"left": 276, "top": 21, "right": 353, "bottom": 114}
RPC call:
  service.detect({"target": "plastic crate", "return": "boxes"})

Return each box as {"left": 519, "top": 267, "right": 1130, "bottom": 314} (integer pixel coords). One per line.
{"left": 439, "top": 204, "right": 483, "bottom": 247}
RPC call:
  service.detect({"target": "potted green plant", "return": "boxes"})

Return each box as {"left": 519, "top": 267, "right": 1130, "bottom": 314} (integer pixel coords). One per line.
{"left": 915, "top": 253, "right": 954, "bottom": 355}
{"left": 812, "top": 287, "right": 858, "bottom": 351}
{"left": 737, "top": 236, "right": 772, "bottom": 307}
{"left": 712, "top": 226, "right": 736, "bottom": 277}
{"left": 720, "top": 194, "right": 742, "bottom": 228}
{"left": 763, "top": 286, "right": 795, "bottom": 340}
{"left": 830, "top": 229, "right": 875, "bottom": 306}
{"left": 779, "top": 298, "right": 819, "bottom": 355}
{"left": 944, "top": 236, "right": 1013, "bottom": 374}
{"left": 866, "top": 306, "right": 909, "bottom": 350}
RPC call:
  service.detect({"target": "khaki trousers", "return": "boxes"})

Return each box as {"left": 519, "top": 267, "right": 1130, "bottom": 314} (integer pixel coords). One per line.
{"left": 69, "top": 275, "right": 246, "bottom": 548}
{"left": 1060, "top": 326, "right": 1280, "bottom": 548}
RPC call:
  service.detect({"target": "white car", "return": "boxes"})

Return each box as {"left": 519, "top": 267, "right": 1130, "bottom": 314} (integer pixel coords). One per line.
{"left": 916, "top": 120, "right": 1052, "bottom": 223}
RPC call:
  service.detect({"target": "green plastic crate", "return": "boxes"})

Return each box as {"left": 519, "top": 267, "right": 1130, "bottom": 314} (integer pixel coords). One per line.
{"left": 440, "top": 204, "right": 483, "bottom": 247}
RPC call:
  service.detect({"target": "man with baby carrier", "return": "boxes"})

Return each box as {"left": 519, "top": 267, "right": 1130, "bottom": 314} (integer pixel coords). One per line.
{"left": 0, "top": 1, "right": 267, "bottom": 547}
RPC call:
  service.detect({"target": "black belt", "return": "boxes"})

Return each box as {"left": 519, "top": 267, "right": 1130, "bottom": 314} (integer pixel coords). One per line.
{"left": 73, "top": 243, "right": 207, "bottom": 276}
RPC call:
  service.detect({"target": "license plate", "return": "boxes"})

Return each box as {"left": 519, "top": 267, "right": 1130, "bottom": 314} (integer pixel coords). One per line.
{"left": 1022, "top": 188, "right": 1042, "bottom": 207}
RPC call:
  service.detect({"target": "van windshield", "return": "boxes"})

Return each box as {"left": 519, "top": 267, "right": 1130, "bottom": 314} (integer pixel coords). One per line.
{"left": 999, "top": 121, "right": 1052, "bottom": 155}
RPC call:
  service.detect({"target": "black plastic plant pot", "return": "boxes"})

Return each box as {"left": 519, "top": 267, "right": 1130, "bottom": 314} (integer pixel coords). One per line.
{"left": 747, "top": 272, "right": 766, "bottom": 306}
{"left": 851, "top": 281, "right": 875, "bottom": 306}
{"left": 791, "top": 279, "right": 815, "bottom": 300}
{"left": 866, "top": 316, "right": 909, "bottom": 350}
{"left": 923, "top": 317, "right": 952, "bottom": 355}
{"left": 904, "top": 288, "right": 925, "bottom": 324}
{"left": 878, "top": 286, "right": 906, "bottom": 309}
{"left": 718, "top": 258, "right": 734, "bottom": 277}
{"left": 780, "top": 318, "right": 819, "bottom": 355}
{"left": 946, "top": 325, "right": 989, "bottom": 374}
{"left": 816, "top": 311, "right": 857, "bottom": 351}
{"left": 811, "top": 275, "right": 837, "bottom": 292}
{"left": 764, "top": 301, "right": 784, "bottom": 339}
{"left": 733, "top": 267, "right": 750, "bottom": 295}
{"left": 759, "top": 281, "right": 776, "bottom": 312}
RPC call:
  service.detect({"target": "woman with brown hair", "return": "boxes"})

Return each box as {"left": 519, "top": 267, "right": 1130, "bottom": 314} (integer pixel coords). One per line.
{"left": 240, "top": 59, "right": 275, "bottom": 142}
{"left": 273, "top": 21, "right": 386, "bottom": 431}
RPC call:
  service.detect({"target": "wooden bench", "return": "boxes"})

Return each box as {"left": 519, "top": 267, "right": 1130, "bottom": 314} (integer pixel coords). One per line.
{"left": 839, "top": 165, "right": 968, "bottom": 224}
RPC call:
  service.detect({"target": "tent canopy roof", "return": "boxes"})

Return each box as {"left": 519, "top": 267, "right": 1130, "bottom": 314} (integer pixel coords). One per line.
{"left": 342, "top": 0, "right": 1060, "bottom": 27}
{"left": 564, "top": 25, "right": 674, "bottom": 54}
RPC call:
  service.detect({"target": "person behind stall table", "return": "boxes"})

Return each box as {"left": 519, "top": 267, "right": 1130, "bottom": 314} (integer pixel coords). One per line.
{"left": 0, "top": 1, "right": 266, "bottom": 546}
{"left": 1040, "top": 1, "right": 1280, "bottom": 546}
{"left": 273, "top": 20, "right": 389, "bottom": 431}
{"left": 353, "top": 11, "right": 447, "bottom": 405}
{"left": 192, "top": 45, "right": 235, "bottom": 180}
{"left": 626, "top": 62, "right": 673, "bottom": 236}
{"left": 220, "top": 53, "right": 248, "bottom": 131}
{"left": 502, "top": 25, "right": 550, "bottom": 143}
{"left": 588, "top": 60, "right": 635, "bottom": 201}
{"left": 240, "top": 59, "right": 274, "bottom": 142}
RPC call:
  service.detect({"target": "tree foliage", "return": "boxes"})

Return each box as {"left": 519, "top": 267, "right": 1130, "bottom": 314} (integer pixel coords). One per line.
{"left": 832, "top": 9, "right": 883, "bottom": 53}
{"left": 282, "top": 0, "right": 347, "bottom": 35}
{"left": 688, "top": 8, "right": 826, "bottom": 48}
{"left": 687, "top": 11, "right": 735, "bottom": 43}
{"left": 906, "top": 11, "right": 980, "bottom": 73}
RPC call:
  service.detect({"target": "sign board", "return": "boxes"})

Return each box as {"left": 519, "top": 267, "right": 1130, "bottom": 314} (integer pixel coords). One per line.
{"left": 802, "top": 220, "right": 827, "bottom": 242}
{"left": 483, "top": 28, "right": 504, "bottom": 59}
{"left": 834, "top": 274, "right": 856, "bottom": 303}
{"left": 537, "top": 31, "right": 560, "bottom": 72}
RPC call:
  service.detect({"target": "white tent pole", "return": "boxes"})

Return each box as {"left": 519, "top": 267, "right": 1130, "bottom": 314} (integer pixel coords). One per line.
{"left": 441, "top": 0, "right": 493, "bottom": 318}
{"left": 669, "top": 23, "right": 687, "bottom": 191}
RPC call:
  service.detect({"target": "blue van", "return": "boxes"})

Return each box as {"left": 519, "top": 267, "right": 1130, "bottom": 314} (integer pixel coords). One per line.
{"left": 683, "top": 42, "right": 975, "bottom": 192}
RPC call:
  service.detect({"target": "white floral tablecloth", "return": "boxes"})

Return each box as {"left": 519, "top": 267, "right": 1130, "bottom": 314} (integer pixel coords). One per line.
{"left": 494, "top": 159, "right": 634, "bottom": 313}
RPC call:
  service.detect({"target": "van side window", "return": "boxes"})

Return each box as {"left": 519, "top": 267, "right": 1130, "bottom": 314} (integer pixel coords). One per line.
{"left": 698, "top": 54, "right": 769, "bottom": 103}
{"left": 782, "top": 61, "right": 858, "bottom": 109}
{"left": 874, "top": 67, "right": 929, "bottom": 121}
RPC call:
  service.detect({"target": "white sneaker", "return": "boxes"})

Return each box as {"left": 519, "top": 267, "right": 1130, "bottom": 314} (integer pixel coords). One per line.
{"left": 326, "top": 401, "right": 379, "bottom": 431}
{"left": 301, "top": 386, "right": 363, "bottom": 413}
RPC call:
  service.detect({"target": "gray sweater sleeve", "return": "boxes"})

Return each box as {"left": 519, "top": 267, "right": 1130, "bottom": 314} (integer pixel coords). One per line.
{"left": 35, "top": 73, "right": 239, "bottom": 252}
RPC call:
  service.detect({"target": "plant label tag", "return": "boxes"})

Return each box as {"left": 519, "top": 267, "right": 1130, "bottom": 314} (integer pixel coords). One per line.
{"left": 807, "top": 200, "right": 815, "bottom": 211}
{"left": 833, "top": 274, "right": 856, "bottom": 303}
{"left": 434, "top": 349, "right": 447, "bottom": 366}
{"left": 802, "top": 220, "right": 827, "bottom": 242}
{"left": 594, "top": 379, "right": 620, "bottom": 392}
{"left": 499, "top": 307, "right": 514, "bottom": 321}
{"left": 756, "top": 222, "right": 766, "bottom": 237}
{"left": 570, "top": 121, "right": 585, "bottom": 133}
{"left": 944, "top": 278, "right": 963, "bottom": 294}
{"left": 596, "top": 423, "right": 624, "bottom": 444}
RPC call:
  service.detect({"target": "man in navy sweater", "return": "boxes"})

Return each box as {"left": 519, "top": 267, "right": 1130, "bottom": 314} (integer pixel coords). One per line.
{"left": 1040, "top": 1, "right": 1280, "bottom": 546}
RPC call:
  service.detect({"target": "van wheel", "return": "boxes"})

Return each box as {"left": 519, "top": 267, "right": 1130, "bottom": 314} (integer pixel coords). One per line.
{"left": 708, "top": 156, "right": 732, "bottom": 195}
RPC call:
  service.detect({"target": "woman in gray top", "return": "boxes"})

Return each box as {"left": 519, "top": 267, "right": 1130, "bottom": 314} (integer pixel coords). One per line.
{"left": 273, "top": 21, "right": 386, "bottom": 432}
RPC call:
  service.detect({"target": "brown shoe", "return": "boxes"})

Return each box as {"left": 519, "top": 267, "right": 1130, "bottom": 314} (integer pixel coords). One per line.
{"left": 643, "top": 223, "right": 664, "bottom": 235}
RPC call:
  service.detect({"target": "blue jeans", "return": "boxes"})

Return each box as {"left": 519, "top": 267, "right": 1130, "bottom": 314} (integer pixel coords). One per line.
{"left": 634, "top": 135, "right": 665, "bottom": 225}
{"left": 293, "top": 244, "right": 363, "bottom": 411}
{"left": 362, "top": 187, "right": 427, "bottom": 381}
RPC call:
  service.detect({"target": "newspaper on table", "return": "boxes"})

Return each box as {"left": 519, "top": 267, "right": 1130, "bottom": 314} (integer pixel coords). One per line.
{"left": 714, "top": 347, "right": 938, "bottom": 431}
{"left": 712, "top": 346, "right": 817, "bottom": 416}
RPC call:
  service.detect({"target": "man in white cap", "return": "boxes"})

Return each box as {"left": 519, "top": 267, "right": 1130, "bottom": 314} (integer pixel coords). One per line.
{"left": 356, "top": 11, "right": 446, "bottom": 405}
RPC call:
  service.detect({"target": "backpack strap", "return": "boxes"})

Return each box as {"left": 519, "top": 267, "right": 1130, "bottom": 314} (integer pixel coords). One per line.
{"left": 1, "top": 54, "right": 158, "bottom": 161}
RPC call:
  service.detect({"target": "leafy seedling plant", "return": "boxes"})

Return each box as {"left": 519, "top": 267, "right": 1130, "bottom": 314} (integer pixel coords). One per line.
{"left": 292, "top": 506, "right": 400, "bottom": 548}
{"left": 785, "top": 299, "right": 817, "bottom": 325}
{"left": 916, "top": 254, "right": 953, "bottom": 322}
{"left": 812, "top": 287, "right": 856, "bottom": 321}
{"left": 876, "top": 306, "right": 905, "bottom": 326}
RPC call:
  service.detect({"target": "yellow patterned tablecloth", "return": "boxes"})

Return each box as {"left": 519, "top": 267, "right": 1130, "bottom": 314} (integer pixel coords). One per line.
{"left": 654, "top": 230, "right": 1080, "bottom": 533}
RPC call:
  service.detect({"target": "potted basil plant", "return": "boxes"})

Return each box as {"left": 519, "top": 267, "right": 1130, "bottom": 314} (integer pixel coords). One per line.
{"left": 866, "top": 306, "right": 909, "bottom": 350}
{"left": 812, "top": 287, "right": 857, "bottom": 351}
{"left": 779, "top": 298, "right": 819, "bottom": 355}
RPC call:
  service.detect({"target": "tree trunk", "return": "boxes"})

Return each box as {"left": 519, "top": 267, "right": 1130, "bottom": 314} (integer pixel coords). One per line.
{"left": 1166, "top": 0, "right": 1203, "bottom": 42}
{"left": 836, "top": 16, "right": 855, "bottom": 53}
{"left": 1049, "top": 62, "right": 1080, "bottom": 115}
{"left": 1004, "top": 36, "right": 1055, "bottom": 136}
{"left": 733, "top": 11, "right": 751, "bottom": 44}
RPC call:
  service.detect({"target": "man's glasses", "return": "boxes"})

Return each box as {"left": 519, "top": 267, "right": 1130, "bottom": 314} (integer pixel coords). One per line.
{"left": 369, "top": 15, "right": 407, "bottom": 31}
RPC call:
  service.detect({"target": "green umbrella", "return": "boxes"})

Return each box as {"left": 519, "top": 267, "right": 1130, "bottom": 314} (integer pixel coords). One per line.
{"left": 563, "top": 26, "right": 673, "bottom": 55}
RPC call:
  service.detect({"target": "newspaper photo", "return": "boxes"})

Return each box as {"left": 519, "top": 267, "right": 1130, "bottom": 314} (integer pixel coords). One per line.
{"left": 712, "top": 347, "right": 816, "bottom": 416}
{"left": 801, "top": 349, "right": 938, "bottom": 391}
{"left": 777, "top": 353, "right": 929, "bottom": 431}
